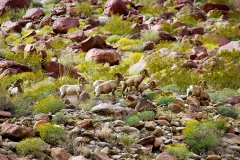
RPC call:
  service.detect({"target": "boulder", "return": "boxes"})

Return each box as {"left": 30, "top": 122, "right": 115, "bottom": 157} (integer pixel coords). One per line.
{"left": 92, "top": 152, "right": 112, "bottom": 160}
{"left": 81, "top": 35, "right": 109, "bottom": 52}
{"left": 1, "top": 21, "right": 22, "bottom": 33}
{"left": 186, "top": 96, "right": 200, "bottom": 107}
{"left": 224, "top": 96, "right": 240, "bottom": 105}
{"left": 189, "top": 46, "right": 208, "bottom": 60}
{"left": 67, "top": 30, "right": 87, "bottom": 42}
{"left": 217, "top": 41, "right": 240, "bottom": 53}
{"left": 159, "top": 31, "right": 176, "bottom": 41}
{"left": 104, "top": 0, "right": 129, "bottom": 16}
{"left": 85, "top": 48, "right": 121, "bottom": 65}
{"left": 201, "top": 2, "right": 230, "bottom": 13}
{"left": 0, "top": 110, "right": 12, "bottom": 118}
{"left": 156, "top": 152, "right": 175, "bottom": 160}
{"left": 39, "top": 16, "right": 52, "bottom": 28}
{"left": 0, "top": 154, "right": 8, "bottom": 160}
{"left": 43, "top": 61, "right": 81, "bottom": 78}
{"left": 143, "top": 41, "right": 155, "bottom": 51}
{"left": 176, "top": 0, "right": 193, "bottom": 4}
{"left": 1, "top": 123, "right": 35, "bottom": 139}
{"left": 51, "top": 147, "right": 71, "bottom": 160}
{"left": 0, "top": 58, "right": 32, "bottom": 77}
{"left": 0, "top": 0, "right": 31, "bottom": 15}
{"left": 135, "top": 98, "right": 157, "bottom": 112}
{"left": 138, "top": 135, "right": 156, "bottom": 145}
{"left": 91, "top": 103, "right": 127, "bottom": 115}
{"left": 52, "top": 17, "right": 79, "bottom": 34}
{"left": 128, "top": 56, "right": 146, "bottom": 75}
{"left": 22, "top": 8, "right": 44, "bottom": 20}
{"left": 188, "top": 26, "right": 204, "bottom": 35}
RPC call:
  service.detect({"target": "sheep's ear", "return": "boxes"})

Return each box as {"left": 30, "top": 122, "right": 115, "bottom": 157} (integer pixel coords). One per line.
{"left": 113, "top": 73, "right": 121, "bottom": 77}
{"left": 197, "top": 80, "right": 203, "bottom": 85}
{"left": 201, "top": 80, "right": 207, "bottom": 85}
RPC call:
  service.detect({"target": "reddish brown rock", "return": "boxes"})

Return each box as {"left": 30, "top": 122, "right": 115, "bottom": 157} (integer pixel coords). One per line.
{"left": 0, "top": 110, "right": 12, "bottom": 118}
{"left": 50, "top": 7, "right": 66, "bottom": 16}
{"left": 85, "top": 48, "right": 121, "bottom": 66}
{"left": 67, "top": 30, "right": 87, "bottom": 42}
{"left": 43, "top": 61, "right": 81, "bottom": 78}
{"left": 135, "top": 98, "right": 157, "bottom": 112}
{"left": 224, "top": 96, "right": 240, "bottom": 105}
{"left": 189, "top": 46, "right": 208, "bottom": 60}
{"left": 156, "top": 120, "right": 171, "bottom": 126}
{"left": 156, "top": 152, "right": 175, "bottom": 160}
{"left": 181, "top": 60, "right": 198, "bottom": 69}
{"left": 51, "top": 147, "right": 71, "bottom": 160}
{"left": 0, "top": 58, "right": 32, "bottom": 77}
{"left": 1, "top": 123, "right": 35, "bottom": 139}
{"left": 190, "top": 103, "right": 203, "bottom": 112}
{"left": 81, "top": 35, "right": 109, "bottom": 52}
{"left": 223, "top": 133, "right": 240, "bottom": 144}
{"left": 216, "top": 35, "right": 230, "bottom": 46}
{"left": 138, "top": 135, "right": 156, "bottom": 145}
{"left": 188, "top": 27, "right": 204, "bottom": 35}
{"left": 206, "top": 154, "right": 221, "bottom": 160}
{"left": 0, "top": 154, "right": 8, "bottom": 160}
{"left": 91, "top": 103, "right": 127, "bottom": 115}
{"left": 104, "top": 0, "right": 129, "bottom": 16}
{"left": 52, "top": 17, "right": 79, "bottom": 34}
{"left": 201, "top": 2, "right": 230, "bottom": 13}
{"left": 168, "top": 103, "right": 184, "bottom": 113}
{"left": 76, "top": 119, "right": 93, "bottom": 129}
{"left": 1, "top": 21, "right": 22, "bottom": 33}
{"left": 154, "top": 137, "right": 164, "bottom": 148}
{"left": 143, "top": 41, "right": 155, "bottom": 51}
{"left": 176, "top": 0, "right": 193, "bottom": 4}
{"left": 40, "top": 16, "right": 53, "bottom": 28}
{"left": 158, "top": 31, "right": 176, "bottom": 41}
{"left": 24, "top": 44, "right": 37, "bottom": 59}
{"left": 186, "top": 97, "right": 200, "bottom": 107}
{"left": 92, "top": 152, "right": 112, "bottom": 160}
{"left": 23, "top": 8, "right": 44, "bottom": 20}
{"left": 0, "top": 0, "right": 31, "bottom": 15}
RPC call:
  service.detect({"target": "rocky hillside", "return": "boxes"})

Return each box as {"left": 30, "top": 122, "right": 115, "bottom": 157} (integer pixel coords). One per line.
{"left": 0, "top": 0, "right": 240, "bottom": 159}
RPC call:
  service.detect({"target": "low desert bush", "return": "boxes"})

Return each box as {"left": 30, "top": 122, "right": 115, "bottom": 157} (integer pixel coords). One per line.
{"left": 23, "top": 81, "right": 57, "bottom": 102}
{"left": 157, "top": 97, "right": 175, "bottom": 105}
{"left": 119, "top": 133, "right": 135, "bottom": 148}
{"left": 209, "top": 88, "right": 239, "bottom": 102}
{"left": 52, "top": 111, "right": 71, "bottom": 125}
{"left": 36, "top": 123, "right": 66, "bottom": 145}
{"left": 212, "top": 22, "right": 240, "bottom": 40}
{"left": 116, "top": 37, "right": 143, "bottom": 51}
{"left": 125, "top": 115, "right": 140, "bottom": 126}
{"left": 34, "top": 96, "right": 65, "bottom": 114}
{"left": 139, "top": 111, "right": 156, "bottom": 121}
{"left": 12, "top": 96, "right": 33, "bottom": 117}
{"left": 183, "top": 119, "right": 226, "bottom": 154}
{"left": 48, "top": 36, "right": 71, "bottom": 50}
{"left": 0, "top": 93, "right": 15, "bottom": 113}
{"left": 145, "top": 92, "right": 157, "bottom": 100}
{"left": 215, "top": 106, "right": 239, "bottom": 119}
{"left": 104, "top": 15, "right": 137, "bottom": 35}
{"left": 140, "top": 30, "right": 160, "bottom": 43}
{"left": 161, "top": 84, "right": 181, "bottom": 93}
{"left": 16, "top": 137, "right": 48, "bottom": 157}
{"left": 75, "top": 2, "right": 93, "bottom": 18}
{"left": 95, "top": 126, "right": 112, "bottom": 141}
{"left": 106, "top": 35, "right": 122, "bottom": 44}
{"left": 5, "top": 33, "right": 21, "bottom": 45}
{"left": 165, "top": 143, "right": 193, "bottom": 160}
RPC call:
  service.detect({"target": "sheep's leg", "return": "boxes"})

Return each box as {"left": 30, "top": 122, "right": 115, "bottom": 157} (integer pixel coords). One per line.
{"left": 112, "top": 90, "right": 115, "bottom": 100}
{"left": 135, "top": 85, "right": 139, "bottom": 96}
{"left": 60, "top": 93, "right": 66, "bottom": 99}
{"left": 121, "top": 85, "right": 127, "bottom": 98}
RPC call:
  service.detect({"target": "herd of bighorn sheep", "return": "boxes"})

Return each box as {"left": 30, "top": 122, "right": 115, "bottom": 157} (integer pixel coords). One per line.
{"left": 5, "top": 69, "right": 209, "bottom": 103}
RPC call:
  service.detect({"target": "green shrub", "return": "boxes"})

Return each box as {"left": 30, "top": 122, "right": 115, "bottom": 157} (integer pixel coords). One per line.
{"left": 145, "top": 92, "right": 157, "bottom": 100}
{"left": 34, "top": 96, "right": 65, "bottom": 114}
{"left": 75, "top": 2, "right": 93, "bottom": 18}
{"left": 36, "top": 123, "right": 66, "bottom": 145}
{"left": 104, "top": 15, "right": 137, "bottom": 35}
{"left": 183, "top": 119, "right": 226, "bottom": 154}
{"left": 207, "top": 10, "right": 223, "bottom": 19}
{"left": 12, "top": 96, "right": 33, "bottom": 117}
{"left": 0, "top": 93, "right": 15, "bottom": 113}
{"left": 215, "top": 106, "right": 239, "bottom": 119}
{"left": 157, "top": 97, "right": 175, "bottom": 105}
{"left": 139, "top": 111, "right": 156, "bottom": 121}
{"left": 140, "top": 30, "right": 160, "bottom": 43}
{"left": 119, "top": 133, "right": 135, "bottom": 147}
{"left": 48, "top": 36, "right": 71, "bottom": 50}
{"left": 165, "top": 143, "right": 192, "bottom": 160}
{"left": 23, "top": 81, "right": 57, "bottom": 102}
{"left": 37, "top": 25, "right": 52, "bottom": 35}
{"left": 209, "top": 88, "right": 239, "bottom": 102}
{"left": 16, "top": 137, "right": 48, "bottom": 157}
{"left": 106, "top": 35, "right": 122, "bottom": 44}
{"left": 116, "top": 37, "right": 143, "bottom": 51}
{"left": 226, "top": 10, "right": 240, "bottom": 22}
{"left": 125, "top": 115, "right": 140, "bottom": 126}
{"left": 212, "top": 23, "right": 240, "bottom": 40}
{"left": 5, "top": 33, "right": 21, "bottom": 45}
{"left": 52, "top": 111, "right": 71, "bottom": 125}
{"left": 161, "top": 84, "right": 181, "bottom": 93}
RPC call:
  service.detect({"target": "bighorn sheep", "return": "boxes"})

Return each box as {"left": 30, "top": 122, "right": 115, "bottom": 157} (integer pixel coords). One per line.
{"left": 186, "top": 80, "right": 208, "bottom": 100}
{"left": 95, "top": 73, "right": 124, "bottom": 100}
{"left": 60, "top": 77, "right": 89, "bottom": 103}
{"left": 93, "top": 80, "right": 105, "bottom": 89}
{"left": 6, "top": 79, "right": 24, "bottom": 97}
{"left": 125, "top": 80, "right": 157, "bottom": 97}
{"left": 121, "top": 69, "right": 150, "bottom": 98}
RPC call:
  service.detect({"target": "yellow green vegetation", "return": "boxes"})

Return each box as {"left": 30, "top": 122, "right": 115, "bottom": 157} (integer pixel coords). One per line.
{"left": 104, "top": 15, "right": 137, "bottom": 35}
{"left": 23, "top": 81, "right": 57, "bottom": 101}
{"left": 116, "top": 38, "right": 143, "bottom": 51}
{"left": 183, "top": 119, "right": 226, "bottom": 154}
{"left": 165, "top": 143, "right": 192, "bottom": 160}
{"left": 0, "top": 7, "right": 27, "bottom": 25}
{"left": 37, "top": 25, "right": 52, "bottom": 35}
{"left": 140, "top": 30, "right": 160, "bottom": 43}
{"left": 52, "top": 111, "right": 71, "bottom": 125}
{"left": 74, "top": 2, "right": 93, "bottom": 18}
{"left": 36, "top": 122, "right": 66, "bottom": 145}
{"left": 16, "top": 137, "right": 48, "bottom": 157}
{"left": 34, "top": 96, "right": 65, "bottom": 114}
{"left": 216, "top": 105, "right": 239, "bottom": 119}
{"left": 119, "top": 133, "right": 135, "bottom": 148}
{"left": 212, "top": 22, "right": 240, "bottom": 40}
{"left": 197, "top": 34, "right": 219, "bottom": 50}
{"left": 5, "top": 33, "right": 21, "bottom": 45}
{"left": 139, "top": 110, "right": 156, "bottom": 121}
{"left": 209, "top": 88, "right": 240, "bottom": 102}
{"left": 48, "top": 36, "right": 71, "bottom": 50}
{"left": 125, "top": 115, "right": 140, "bottom": 126}
{"left": 156, "top": 40, "right": 194, "bottom": 53}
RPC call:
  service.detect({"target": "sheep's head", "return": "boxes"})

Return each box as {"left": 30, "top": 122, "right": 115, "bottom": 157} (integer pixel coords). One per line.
{"left": 140, "top": 69, "right": 150, "bottom": 78}
{"left": 198, "top": 80, "right": 208, "bottom": 89}
{"left": 114, "top": 73, "right": 124, "bottom": 81}
{"left": 147, "top": 80, "right": 156, "bottom": 91}
{"left": 78, "top": 77, "right": 89, "bottom": 84}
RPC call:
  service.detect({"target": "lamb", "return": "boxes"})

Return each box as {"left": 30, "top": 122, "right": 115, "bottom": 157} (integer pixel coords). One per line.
{"left": 95, "top": 73, "right": 124, "bottom": 100}
{"left": 125, "top": 80, "right": 157, "bottom": 97}
{"left": 121, "top": 69, "right": 150, "bottom": 98}
{"left": 93, "top": 80, "right": 105, "bottom": 89}
{"left": 60, "top": 77, "right": 89, "bottom": 103}
{"left": 186, "top": 80, "right": 208, "bottom": 100}
{"left": 7, "top": 79, "right": 24, "bottom": 97}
